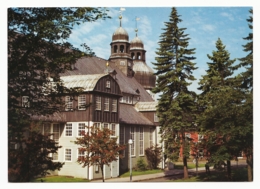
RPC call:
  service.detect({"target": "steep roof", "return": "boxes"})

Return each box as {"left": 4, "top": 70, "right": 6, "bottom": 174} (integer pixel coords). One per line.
{"left": 119, "top": 104, "right": 154, "bottom": 126}
{"left": 60, "top": 56, "right": 154, "bottom": 102}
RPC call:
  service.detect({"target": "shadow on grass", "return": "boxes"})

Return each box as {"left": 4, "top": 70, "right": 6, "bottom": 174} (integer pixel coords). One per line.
{"left": 171, "top": 167, "right": 248, "bottom": 182}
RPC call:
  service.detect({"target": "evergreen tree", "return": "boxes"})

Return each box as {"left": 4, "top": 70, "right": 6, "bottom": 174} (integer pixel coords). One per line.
{"left": 152, "top": 7, "right": 197, "bottom": 179}
{"left": 233, "top": 8, "right": 253, "bottom": 181}
{"left": 8, "top": 7, "right": 110, "bottom": 181}
{"left": 197, "top": 38, "right": 240, "bottom": 180}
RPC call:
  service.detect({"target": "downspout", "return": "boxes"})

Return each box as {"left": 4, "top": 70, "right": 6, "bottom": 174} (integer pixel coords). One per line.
{"left": 87, "top": 92, "right": 91, "bottom": 180}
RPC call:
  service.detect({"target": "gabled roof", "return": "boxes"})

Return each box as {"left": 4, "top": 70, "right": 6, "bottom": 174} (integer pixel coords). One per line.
{"left": 119, "top": 104, "right": 154, "bottom": 126}
{"left": 60, "top": 56, "right": 154, "bottom": 102}
{"left": 135, "top": 101, "right": 158, "bottom": 112}
{"left": 60, "top": 74, "right": 108, "bottom": 91}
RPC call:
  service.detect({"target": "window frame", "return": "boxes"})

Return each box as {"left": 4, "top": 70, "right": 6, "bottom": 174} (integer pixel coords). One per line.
{"left": 139, "top": 127, "right": 144, "bottom": 156}
{"left": 130, "top": 127, "right": 135, "bottom": 156}
{"left": 106, "top": 80, "right": 111, "bottom": 88}
{"left": 65, "top": 96, "right": 73, "bottom": 111}
{"left": 149, "top": 127, "right": 154, "bottom": 147}
{"left": 112, "top": 99, "right": 117, "bottom": 112}
{"left": 95, "top": 96, "right": 101, "bottom": 110}
{"left": 64, "top": 148, "right": 72, "bottom": 162}
{"left": 78, "top": 123, "right": 86, "bottom": 137}
{"left": 104, "top": 97, "right": 109, "bottom": 111}
{"left": 65, "top": 123, "right": 73, "bottom": 137}
{"left": 78, "top": 94, "right": 86, "bottom": 110}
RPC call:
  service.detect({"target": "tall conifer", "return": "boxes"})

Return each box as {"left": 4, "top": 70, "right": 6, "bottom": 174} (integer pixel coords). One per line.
{"left": 197, "top": 38, "right": 239, "bottom": 180}
{"left": 152, "top": 7, "right": 197, "bottom": 179}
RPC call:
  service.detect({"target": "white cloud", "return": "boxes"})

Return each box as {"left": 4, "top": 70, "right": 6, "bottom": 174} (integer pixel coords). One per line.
{"left": 202, "top": 24, "right": 215, "bottom": 32}
{"left": 220, "top": 12, "right": 234, "bottom": 21}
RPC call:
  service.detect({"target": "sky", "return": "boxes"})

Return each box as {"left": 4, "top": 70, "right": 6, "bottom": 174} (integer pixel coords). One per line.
{"left": 66, "top": 6, "right": 252, "bottom": 94}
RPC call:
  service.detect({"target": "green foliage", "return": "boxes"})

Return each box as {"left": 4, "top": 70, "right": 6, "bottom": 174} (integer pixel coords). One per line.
{"left": 152, "top": 7, "right": 197, "bottom": 178}
{"left": 8, "top": 123, "right": 64, "bottom": 182}
{"left": 136, "top": 158, "right": 147, "bottom": 171}
{"left": 8, "top": 7, "right": 110, "bottom": 182}
{"left": 74, "top": 126, "right": 126, "bottom": 182}
{"left": 145, "top": 144, "right": 162, "bottom": 169}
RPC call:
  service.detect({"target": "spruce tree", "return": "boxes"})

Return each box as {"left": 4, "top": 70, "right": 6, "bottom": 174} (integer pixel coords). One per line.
{"left": 152, "top": 7, "right": 197, "bottom": 179}
{"left": 233, "top": 8, "right": 253, "bottom": 181}
{"left": 197, "top": 38, "right": 240, "bottom": 180}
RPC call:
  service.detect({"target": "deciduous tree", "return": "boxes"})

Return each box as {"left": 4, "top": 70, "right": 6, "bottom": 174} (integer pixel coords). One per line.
{"left": 8, "top": 7, "right": 110, "bottom": 181}
{"left": 74, "top": 126, "right": 126, "bottom": 182}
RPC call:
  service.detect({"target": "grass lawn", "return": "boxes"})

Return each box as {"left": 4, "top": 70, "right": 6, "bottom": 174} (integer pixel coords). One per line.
{"left": 171, "top": 167, "right": 248, "bottom": 182}
{"left": 32, "top": 176, "right": 90, "bottom": 182}
{"left": 119, "top": 169, "right": 163, "bottom": 178}
{"left": 174, "top": 163, "right": 205, "bottom": 169}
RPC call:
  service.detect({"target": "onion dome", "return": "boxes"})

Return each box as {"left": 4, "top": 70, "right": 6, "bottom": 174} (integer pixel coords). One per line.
{"left": 130, "top": 29, "right": 144, "bottom": 50}
{"left": 133, "top": 61, "right": 156, "bottom": 90}
{"left": 112, "top": 15, "right": 129, "bottom": 42}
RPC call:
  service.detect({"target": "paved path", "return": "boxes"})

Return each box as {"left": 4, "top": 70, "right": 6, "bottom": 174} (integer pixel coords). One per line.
{"left": 91, "top": 160, "right": 247, "bottom": 183}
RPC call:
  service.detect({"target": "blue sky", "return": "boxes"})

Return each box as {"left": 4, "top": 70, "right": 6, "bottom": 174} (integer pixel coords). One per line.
{"left": 66, "top": 6, "right": 252, "bottom": 94}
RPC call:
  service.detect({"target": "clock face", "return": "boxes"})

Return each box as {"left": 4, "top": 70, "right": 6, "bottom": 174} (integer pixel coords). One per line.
{"left": 120, "top": 61, "right": 125, "bottom": 66}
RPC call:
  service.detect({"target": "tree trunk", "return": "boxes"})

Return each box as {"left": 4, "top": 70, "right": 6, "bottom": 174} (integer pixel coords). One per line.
{"left": 226, "top": 160, "right": 231, "bottom": 181}
{"left": 182, "top": 135, "right": 189, "bottom": 179}
{"left": 100, "top": 165, "right": 105, "bottom": 182}
{"left": 183, "top": 156, "right": 189, "bottom": 179}
{"left": 247, "top": 155, "right": 253, "bottom": 181}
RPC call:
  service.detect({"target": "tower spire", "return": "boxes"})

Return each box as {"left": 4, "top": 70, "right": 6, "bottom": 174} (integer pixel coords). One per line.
{"left": 135, "top": 17, "right": 140, "bottom": 37}
{"left": 119, "top": 8, "right": 125, "bottom": 27}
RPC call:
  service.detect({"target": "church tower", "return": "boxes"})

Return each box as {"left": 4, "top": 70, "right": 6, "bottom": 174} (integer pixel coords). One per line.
{"left": 109, "top": 14, "right": 134, "bottom": 77}
{"left": 130, "top": 24, "right": 156, "bottom": 99}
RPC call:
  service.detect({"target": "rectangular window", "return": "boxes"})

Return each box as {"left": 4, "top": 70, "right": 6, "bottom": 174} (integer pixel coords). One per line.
{"left": 106, "top": 80, "right": 111, "bottom": 88}
{"left": 130, "top": 127, "right": 135, "bottom": 156}
{"left": 120, "top": 126, "right": 125, "bottom": 157}
{"left": 139, "top": 127, "right": 144, "bottom": 155}
{"left": 65, "top": 96, "right": 73, "bottom": 111}
{"left": 78, "top": 148, "right": 85, "bottom": 159}
{"left": 65, "top": 149, "right": 72, "bottom": 162}
{"left": 52, "top": 124, "right": 60, "bottom": 142}
{"left": 104, "top": 97, "right": 109, "bottom": 111}
{"left": 154, "top": 113, "right": 159, "bottom": 122}
{"left": 127, "top": 96, "right": 132, "bottom": 104}
{"left": 43, "top": 123, "right": 59, "bottom": 160}
{"left": 111, "top": 124, "right": 116, "bottom": 136}
{"left": 78, "top": 95, "right": 86, "bottom": 110}
{"left": 95, "top": 96, "right": 101, "bottom": 110}
{"left": 103, "top": 123, "right": 109, "bottom": 129}
{"left": 22, "top": 96, "right": 30, "bottom": 107}
{"left": 65, "top": 123, "right": 72, "bottom": 137}
{"left": 112, "top": 99, "right": 117, "bottom": 112}
{"left": 149, "top": 128, "right": 154, "bottom": 147}
{"left": 93, "top": 122, "right": 101, "bottom": 129}
{"left": 78, "top": 123, "right": 85, "bottom": 137}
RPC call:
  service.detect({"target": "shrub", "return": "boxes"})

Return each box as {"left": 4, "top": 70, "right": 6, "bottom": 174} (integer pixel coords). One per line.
{"left": 145, "top": 144, "right": 162, "bottom": 169}
{"left": 136, "top": 157, "right": 147, "bottom": 171}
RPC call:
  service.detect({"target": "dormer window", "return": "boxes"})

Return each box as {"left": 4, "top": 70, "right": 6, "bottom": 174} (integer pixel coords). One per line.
{"left": 106, "top": 80, "right": 111, "bottom": 88}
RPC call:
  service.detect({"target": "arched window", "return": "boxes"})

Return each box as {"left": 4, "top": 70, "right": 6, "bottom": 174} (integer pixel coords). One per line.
{"left": 131, "top": 52, "right": 135, "bottom": 59}
{"left": 114, "top": 45, "right": 118, "bottom": 53}
{"left": 137, "top": 52, "right": 141, "bottom": 60}
{"left": 120, "top": 45, "right": 124, "bottom": 53}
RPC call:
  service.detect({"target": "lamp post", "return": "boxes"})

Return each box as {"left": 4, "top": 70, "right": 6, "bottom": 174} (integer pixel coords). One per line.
{"left": 128, "top": 139, "right": 133, "bottom": 182}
